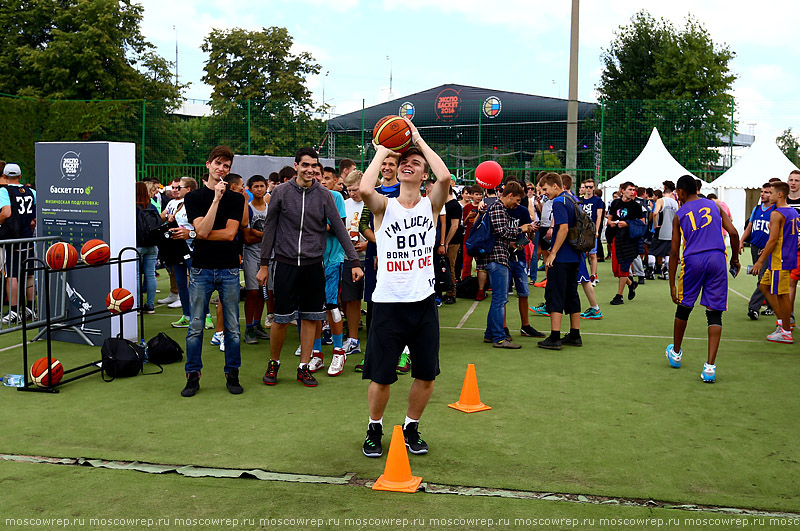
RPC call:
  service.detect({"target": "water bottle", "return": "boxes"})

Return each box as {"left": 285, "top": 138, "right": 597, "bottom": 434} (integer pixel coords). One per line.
{"left": 2, "top": 374, "right": 24, "bottom": 387}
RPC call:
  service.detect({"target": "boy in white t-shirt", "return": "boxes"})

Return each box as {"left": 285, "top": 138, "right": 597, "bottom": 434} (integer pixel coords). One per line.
{"left": 341, "top": 170, "right": 367, "bottom": 367}
{"left": 359, "top": 120, "right": 450, "bottom": 458}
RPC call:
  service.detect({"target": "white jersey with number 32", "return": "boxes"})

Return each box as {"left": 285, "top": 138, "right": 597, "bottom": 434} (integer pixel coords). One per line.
{"left": 372, "top": 196, "right": 436, "bottom": 303}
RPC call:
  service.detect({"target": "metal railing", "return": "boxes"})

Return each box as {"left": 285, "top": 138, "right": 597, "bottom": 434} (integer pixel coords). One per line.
{"left": 0, "top": 236, "right": 66, "bottom": 334}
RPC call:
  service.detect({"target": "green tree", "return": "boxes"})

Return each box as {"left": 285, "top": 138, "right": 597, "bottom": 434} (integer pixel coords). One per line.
{"left": 597, "top": 11, "right": 736, "bottom": 174}
{"left": 0, "top": 0, "right": 184, "bottom": 182}
{"left": 777, "top": 128, "right": 800, "bottom": 166}
{"left": 201, "top": 27, "right": 324, "bottom": 156}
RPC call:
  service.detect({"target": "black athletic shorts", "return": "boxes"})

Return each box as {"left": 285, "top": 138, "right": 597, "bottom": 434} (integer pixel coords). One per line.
{"left": 538, "top": 230, "right": 552, "bottom": 251}
{"left": 4, "top": 243, "right": 33, "bottom": 277}
{"left": 649, "top": 238, "right": 671, "bottom": 258}
{"left": 544, "top": 261, "right": 580, "bottom": 315}
{"left": 341, "top": 260, "right": 365, "bottom": 302}
{"left": 272, "top": 261, "right": 326, "bottom": 323}
{"left": 362, "top": 294, "right": 440, "bottom": 385}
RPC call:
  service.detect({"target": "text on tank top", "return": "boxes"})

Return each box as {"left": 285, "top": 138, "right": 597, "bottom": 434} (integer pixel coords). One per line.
{"left": 677, "top": 198, "right": 725, "bottom": 257}
{"left": 372, "top": 196, "right": 436, "bottom": 303}
{"left": 767, "top": 206, "right": 800, "bottom": 271}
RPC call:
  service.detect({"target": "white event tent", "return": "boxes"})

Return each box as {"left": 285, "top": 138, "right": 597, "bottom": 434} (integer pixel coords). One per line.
{"left": 710, "top": 136, "right": 799, "bottom": 237}
{"left": 600, "top": 127, "right": 712, "bottom": 202}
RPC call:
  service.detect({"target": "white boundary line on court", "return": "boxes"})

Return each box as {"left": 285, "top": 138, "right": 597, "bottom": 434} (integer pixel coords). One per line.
{"left": 441, "top": 326, "right": 765, "bottom": 343}
{"left": 456, "top": 301, "right": 480, "bottom": 329}
{"left": 728, "top": 287, "right": 750, "bottom": 301}
{"left": 0, "top": 342, "right": 25, "bottom": 353}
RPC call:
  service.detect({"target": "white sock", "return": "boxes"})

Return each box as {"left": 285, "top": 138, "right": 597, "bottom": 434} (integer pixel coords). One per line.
{"left": 777, "top": 319, "right": 783, "bottom": 327}
{"left": 704, "top": 363, "right": 715, "bottom": 369}
{"left": 299, "top": 362, "right": 308, "bottom": 369}
{"left": 404, "top": 416, "right": 418, "bottom": 428}
{"left": 592, "top": 305, "right": 600, "bottom": 310}
{"left": 369, "top": 417, "right": 382, "bottom": 426}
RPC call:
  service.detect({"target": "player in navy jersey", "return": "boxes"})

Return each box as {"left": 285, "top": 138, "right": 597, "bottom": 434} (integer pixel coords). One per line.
{"left": 666, "top": 175, "right": 740, "bottom": 383}
{"left": 740, "top": 183, "right": 775, "bottom": 320}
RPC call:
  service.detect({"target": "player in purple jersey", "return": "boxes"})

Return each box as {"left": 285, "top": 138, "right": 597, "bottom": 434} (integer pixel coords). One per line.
{"left": 752, "top": 181, "right": 800, "bottom": 344}
{"left": 666, "top": 176, "right": 740, "bottom": 383}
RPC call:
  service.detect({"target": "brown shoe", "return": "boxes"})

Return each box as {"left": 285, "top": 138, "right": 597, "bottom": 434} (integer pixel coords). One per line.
{"left": 493, "top": 339, "right": 521, "bottom": 349}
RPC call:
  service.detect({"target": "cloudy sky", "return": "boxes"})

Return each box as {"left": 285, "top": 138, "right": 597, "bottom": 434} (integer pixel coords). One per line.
{"left": 136, "top": 0, "right": 800, "bottom": 140}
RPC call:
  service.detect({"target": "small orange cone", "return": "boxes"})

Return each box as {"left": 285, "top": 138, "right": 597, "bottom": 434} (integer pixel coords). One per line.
{"left": 372, "top": 425, "right": 422, "bottom": 493}
{"left": 448, "top": 363, "right": 492, "bottom": 413}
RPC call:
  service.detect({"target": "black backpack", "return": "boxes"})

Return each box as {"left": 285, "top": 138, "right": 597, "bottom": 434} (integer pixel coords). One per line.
{"left": 136, "top": 207, "right": 162, "bottom": 247}
{"left": 434, "top": 253, "right": 453, "bottom": 293}
{"left": 146, "top": 332, "right": 183, "bottom": 364}
{"left": 562, "top": 195, "right": 596, "bottom": 253}
{"left": 101, "top": 338, "right": 162, "bottom": 381}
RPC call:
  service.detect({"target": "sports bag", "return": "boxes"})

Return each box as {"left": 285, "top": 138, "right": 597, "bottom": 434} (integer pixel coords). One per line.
{"left": 136, "top": 207, "right": 162, "bottom": 247}
{"left": 434, "top": 253, "right": 452, "bottom": 293}
{"left": 101, "top": 338, "right": 162, "bottom": 381}
{"left": 562, "top": 195, "right": 596, "bottom": 253}
{"left": 465, "top": 212, "right": 496, "bottom": 257}
{"left": 146, "top": 332, "right": 183, "bottom": 364}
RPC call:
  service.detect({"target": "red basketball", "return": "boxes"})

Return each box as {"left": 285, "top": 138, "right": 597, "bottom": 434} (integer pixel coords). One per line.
{"left": 30, "top": 357, "right": 64, "bottom": 387}
{"left": 475, "top": 160, "right": 504, "bottom": 189}
{"left": 106, "top": 288, "right": 134, "bottom": 314}
{"left": 45, "top": 242, "right": 79, "bottom": 270}
{"left": 81, "top": 239, "right": 110, "bottom": 266}
{"left": 373, "top": 115, "right": 412, "bottom": 153}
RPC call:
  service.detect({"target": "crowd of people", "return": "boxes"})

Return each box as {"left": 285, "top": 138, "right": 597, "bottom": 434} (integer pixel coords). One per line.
{"left": 0, "top": 132, "right": 781, "bottom": 457}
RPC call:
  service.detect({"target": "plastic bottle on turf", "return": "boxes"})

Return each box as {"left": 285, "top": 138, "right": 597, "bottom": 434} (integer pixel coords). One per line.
{"left": 2, "top": 374, "right": 24, "bottom": 387}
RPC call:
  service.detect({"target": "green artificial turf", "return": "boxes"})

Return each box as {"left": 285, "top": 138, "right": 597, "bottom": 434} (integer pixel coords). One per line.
{"left": 0, "top": 460, "right": 773, "bottom": 531}
{"left": 1, "top": 258, "right": 798, "bottom": 518}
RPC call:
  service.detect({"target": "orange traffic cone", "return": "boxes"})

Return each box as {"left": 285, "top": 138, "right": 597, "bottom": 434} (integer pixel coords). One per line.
{"left": 372, "top": 425, "right": 422, "bottom": 493}
{"left": 448, "top": 363, "right": 492, "bottom": 413}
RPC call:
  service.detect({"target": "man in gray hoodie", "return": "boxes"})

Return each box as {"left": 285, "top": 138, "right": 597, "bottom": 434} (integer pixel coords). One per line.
{"left": 258, "top": 147, "right": 363, "bottom": 387}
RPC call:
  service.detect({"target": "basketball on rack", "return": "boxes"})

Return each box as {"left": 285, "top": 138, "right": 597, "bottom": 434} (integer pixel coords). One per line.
{"left": 81, "top": 239, "right": 110, "bottom": 266}
{"left": 30, "top": 357, "right": 64, "bottom": 387}
{"left": 45, "top": 242, "right": 79, "bottom": 270}
{"left": 373, "top": 115, "right": 413, "bottom": 153}
{"left": 106, "top": 288, "right": 134, "bottom": 314}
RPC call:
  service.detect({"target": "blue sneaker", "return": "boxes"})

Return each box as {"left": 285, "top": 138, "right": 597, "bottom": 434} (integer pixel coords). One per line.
{"left": 530, "top": 303, "right": 550, "bottom": 316}
{"left": 210, "top": 331, "right": 224, "bottom": 346}
{"left": 321, "top": 327, "right": 333, "bottom": 346}
{"left": 580, "top": 307, "right": 603, "bottom": 320}
{"left": 701, "top": 363, "right": 716, "bottom": 383}
{"left": 666, "top": 344, "right": 682, "bottom": 368}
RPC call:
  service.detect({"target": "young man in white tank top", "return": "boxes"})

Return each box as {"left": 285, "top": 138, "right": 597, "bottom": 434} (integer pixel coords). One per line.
{"left": 358, "top": 119, "right": 451, "bottom": 458}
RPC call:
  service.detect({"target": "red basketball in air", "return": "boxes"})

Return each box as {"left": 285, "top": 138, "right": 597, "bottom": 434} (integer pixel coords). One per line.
{"left": 373, "top": 115, "right": 413, "bottom": 153}
{"left": 106, "top": 288, "right": 134, "bottom": 314}
{"left": 45, "top": 242, "right": 79, "bottom": 271}
{"left": 81, "top": 239, "right": 111, "bottom": 266}
{"left": 475, "top": 160, "right": 503, "bottom": 189}
{"left": 30, "top": 357, "right": 64, "bottom": 387}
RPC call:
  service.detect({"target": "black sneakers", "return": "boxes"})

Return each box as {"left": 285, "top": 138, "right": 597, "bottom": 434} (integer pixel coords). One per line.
{"left": 225, "top": 369, "right": 243, "bottom": 394}
{"left": 363, "top": 423, "right": 383, "bottom": 458}
{"left": 181, "top": 371, "right": 200, "bottom": 397}
{"left": 262, "top": 360, "right": 280, "bottom": 385}
{"left": 610, "top": 294, "right": 624, "bottom": 305}
{"left": 520, "top": 324, "right": 546, "bottom": 338}
{"left": 627, "top": 281, "right": 637, "bottom": 300}
{"left": 561, "top": 334, "right": 583, "bottom": 347}
{"left": 403, "top": 422, "right": 429, "bottom": 455}
{"left": 296, "top": 365, "right": 318, "bottom": 387}
{"left": 537, "top": 336, "right": 562, "bottom": 350}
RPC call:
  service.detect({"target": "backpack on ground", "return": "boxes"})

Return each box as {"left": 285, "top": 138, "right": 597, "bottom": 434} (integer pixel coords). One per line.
{"left": 146, "top": 332, "right": 183, "bottom": 364}
{"left": 465, "top": 212, "right": 495, "bottom": 257}
{"left": 101, "top": 337, "right": 162, "bottom": 381}
{"left": 562, "top": 195, "right": 596, "bottom": 253}
{"left": 456, "top": 276, "right": 478, "bottom": 299}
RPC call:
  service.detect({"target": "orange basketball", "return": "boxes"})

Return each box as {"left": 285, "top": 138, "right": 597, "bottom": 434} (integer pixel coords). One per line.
{"left": 30, "top": 357, "right": 64, "bottom": 387}
{"left": 106, "top": 288, "right": 134, "bottom": 314}
{"left": 373, "top": 115, "right": 412, "bottom": 153}
{"left": 81, "top": 239, "right": 110, "bottom": 266}
{"left": 45, "top": 242, "right": 79, "bottom": 270}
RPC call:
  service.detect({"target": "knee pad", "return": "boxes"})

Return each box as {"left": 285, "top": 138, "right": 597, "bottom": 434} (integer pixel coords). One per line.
{"left": 706, "top": 309, "right": 722, "bottom": 327}
{"left": 675, "top": 304, "right": 693, "bottom": 321}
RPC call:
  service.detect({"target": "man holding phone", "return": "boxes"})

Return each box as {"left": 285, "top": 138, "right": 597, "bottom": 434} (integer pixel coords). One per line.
{"left": 180, "top": 146, "right": 246, "bottom": 397}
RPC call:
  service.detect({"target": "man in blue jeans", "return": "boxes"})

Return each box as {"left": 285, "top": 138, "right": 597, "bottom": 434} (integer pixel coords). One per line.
{"left": 477, "top": 181, "right": 535, "bottom": 349}
{"left": 180, "top": 146, "right": 246, "bottom": 397}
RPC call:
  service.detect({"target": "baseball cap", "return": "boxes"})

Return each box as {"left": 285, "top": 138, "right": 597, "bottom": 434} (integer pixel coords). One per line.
{"left": 4, "top": 163, "right": 20, "bottom": 178}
